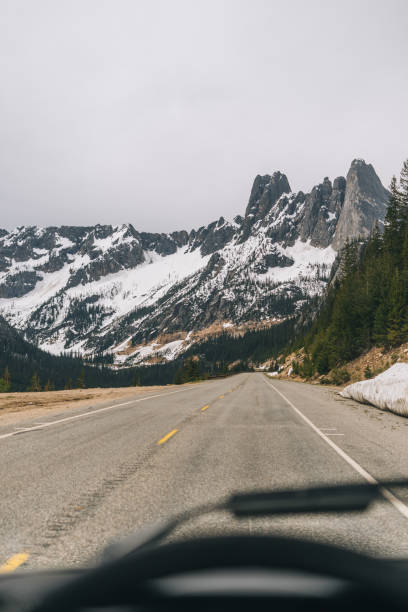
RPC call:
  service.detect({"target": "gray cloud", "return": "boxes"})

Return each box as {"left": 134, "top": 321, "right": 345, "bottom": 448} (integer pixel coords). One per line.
{"left": 0, "top": 0, "right": 407, "bottom": 232}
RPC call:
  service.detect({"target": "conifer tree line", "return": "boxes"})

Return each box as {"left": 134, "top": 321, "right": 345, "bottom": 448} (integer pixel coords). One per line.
{"left": 174, "top": 358, "right": 204, "bottom": 384}
{"left": 172, "top": 320, "right": 298, "bottom": 383}
{"left": 293, "top": 159, "right": 408, "bottom": 376}
{"left": 182, "top": 318, "right": 297, "bottom": 365}
{"left": 0, "top": 311, "right": 297, "bottom": 391}
{"left": 0, "top": 314, "right": 182, "bottom": 391}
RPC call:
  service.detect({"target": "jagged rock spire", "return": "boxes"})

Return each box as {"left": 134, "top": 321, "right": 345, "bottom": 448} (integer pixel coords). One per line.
{"left": 245, "top": 171, "right": 291, "bottom": 220}
{"left": 332, "top": 159, "right": 389, "bottom": 250}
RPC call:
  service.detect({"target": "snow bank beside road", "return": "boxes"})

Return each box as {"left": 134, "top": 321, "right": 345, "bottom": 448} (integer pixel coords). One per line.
{"left": 340, "top": 363, "right": 408, "bottom": 417}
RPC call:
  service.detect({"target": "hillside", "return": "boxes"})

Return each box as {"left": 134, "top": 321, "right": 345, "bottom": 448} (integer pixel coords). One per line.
{"left": 281, "top": 159, "right": 408, "bottom": 384}
{"left": 0, "top": 315, "right": 185, "bottom": 390}
{"left": 0, "top": 159, "right": 388, "bottom": 367}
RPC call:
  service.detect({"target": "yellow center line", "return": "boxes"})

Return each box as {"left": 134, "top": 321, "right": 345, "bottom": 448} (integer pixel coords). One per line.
{"left": 0, "top": 552, "right": 29, "bottom": 573}
{"left": 157, "top": 429, "right": 178, "bottom": 445}
{"left": 201, "top": 405, "right": 209, "bottom": 411}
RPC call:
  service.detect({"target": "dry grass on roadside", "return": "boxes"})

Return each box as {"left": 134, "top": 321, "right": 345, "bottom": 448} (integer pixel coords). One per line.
{"left": 0, "top": 385, "right": 169, "bottom": 426}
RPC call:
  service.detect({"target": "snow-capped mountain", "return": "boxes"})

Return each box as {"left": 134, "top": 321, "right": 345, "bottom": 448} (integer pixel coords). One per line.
{"left": 0, "top": 159, "right": 389, "bottom": 365}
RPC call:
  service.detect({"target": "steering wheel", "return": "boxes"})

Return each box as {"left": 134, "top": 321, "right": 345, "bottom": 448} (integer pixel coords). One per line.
{"left": 32, "top": 535, "right": 408, "bottom": 611}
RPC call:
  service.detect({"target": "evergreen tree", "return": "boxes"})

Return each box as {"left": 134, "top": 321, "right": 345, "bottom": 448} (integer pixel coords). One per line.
{"left": 132, "top": 373, "right": 141, "bottom": 386}
{"left": 339, "top": 239, "right": 359, "bottom": 280}
{"left": 183, "top": 358, "right": 201, "bottom": 381}
{"left": 373, "top": 302, "right": 389, "bottom": 346}
{"left": 76, "top": 368, "right": 85, "bottom": 389}
{"left": 0, "top": 366, "right": 11, "bottom": 393}
{"left": 65, "top": 378, "right": 73, "bottom": 390}
{"left": 400, "top": 159, "right": 408, "bottom": 201}
{"left": 3, "top": 366, "right": 10, "bottom": 388}
{"left": 28, "top": 372, "right": 41, "bottom": 392}
{"left": 383, "top": 176, "right": 404, "bottom": 263}
{"left": 174, "top": 367, "right": 184, "bottom": 385}
{"left": 386, "top": 269, "right": 406, "bottom": 346}
{"left": 173, "top": 358, "right": 202, "bottom": 383}
{"left": 43, "top": 379, "right": 55, "bottom": 391}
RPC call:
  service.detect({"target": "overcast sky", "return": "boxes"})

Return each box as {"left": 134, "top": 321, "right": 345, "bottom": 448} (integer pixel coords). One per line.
{"left": 0, "top": 0, "right": 407, "bottom": 232}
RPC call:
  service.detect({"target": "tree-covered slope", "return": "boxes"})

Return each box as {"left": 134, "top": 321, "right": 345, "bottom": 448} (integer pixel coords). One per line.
{"left": 0, "top": 315, "right": 186, "bottom": 390}
{"left": 294, "top": 159, "right": 408, "bottom": 377}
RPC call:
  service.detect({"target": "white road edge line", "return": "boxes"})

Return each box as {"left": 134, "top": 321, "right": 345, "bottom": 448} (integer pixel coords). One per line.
{"left": 0, "top": 383, "right": 214, "bottom": 443}
{"left": 264, "top": 378, "right": 408, "bottom": 520}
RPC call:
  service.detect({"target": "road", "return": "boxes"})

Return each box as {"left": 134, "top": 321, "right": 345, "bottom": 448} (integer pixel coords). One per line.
{"left": 1, "top": 372, "right": 408, "bottom": 571}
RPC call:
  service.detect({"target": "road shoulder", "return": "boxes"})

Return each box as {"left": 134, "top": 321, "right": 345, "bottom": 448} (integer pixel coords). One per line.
{"left": 0, "top": 385, "right": 171, "bottom": 429}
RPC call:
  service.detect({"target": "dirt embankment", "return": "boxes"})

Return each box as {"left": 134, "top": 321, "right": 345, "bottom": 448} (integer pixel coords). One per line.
{"left": 269, "top": 342, "right": 408, "bottom": 389}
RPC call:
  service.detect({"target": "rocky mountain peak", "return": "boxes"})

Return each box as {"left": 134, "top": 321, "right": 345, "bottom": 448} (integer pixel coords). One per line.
{"left": 332, "top": 159, "right": 389, "bottom": 250}
{"left": 296, "top": 174, "right": 346, "bottom": 248}
{"left": 239, "top": 171, "right": 291, "bottom": 242}
{"left": 321, "top": 177, "right": 332, "bottom": 199}
{"left": 245, "top": 171, "right": 291, "bottom": 220}
{"left": 333, "top": 176, "right": 346, "bottom": 191}
{"left": 347, "top": 159, "right": 387, "bottom": 197}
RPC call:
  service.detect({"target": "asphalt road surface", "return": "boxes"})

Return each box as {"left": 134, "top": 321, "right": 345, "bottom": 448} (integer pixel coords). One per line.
{"left": 1, "top": 373, "right": 408, "bottom": 571}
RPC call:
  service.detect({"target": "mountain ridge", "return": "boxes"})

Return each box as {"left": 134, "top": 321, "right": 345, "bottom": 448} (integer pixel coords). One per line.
{"left": 0, "top": 159, "right": 389, "bottom": 366}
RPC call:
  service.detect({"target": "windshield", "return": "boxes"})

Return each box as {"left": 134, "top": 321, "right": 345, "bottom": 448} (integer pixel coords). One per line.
{"left": 0, "top": 0, "right": 407, "bottom": 575}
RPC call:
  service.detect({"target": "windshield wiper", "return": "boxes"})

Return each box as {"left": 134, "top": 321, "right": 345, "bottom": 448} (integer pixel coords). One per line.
{"left": 229, "top": 482, "right": 379, "bottom": 516}
{"left": 103, "top": 480, "right": 408, "bottom": 561}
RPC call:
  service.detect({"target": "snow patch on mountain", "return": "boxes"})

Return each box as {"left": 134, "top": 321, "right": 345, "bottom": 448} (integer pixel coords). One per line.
{"left": 5, "top": 247, "right": 198, "bottom": 314}
{"left": 116, "top": 337, "right": 188, "bottom": 366}
{"left": 258, "top": 240, "right": 336, "bottom": 283}
{"left": 67, "top": 246, "right": 208, "bottom": 316}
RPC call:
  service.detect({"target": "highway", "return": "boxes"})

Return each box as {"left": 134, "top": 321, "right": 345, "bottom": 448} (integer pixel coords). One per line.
{"left": 1, "top": 373, "right": 408, "bottom": 571}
